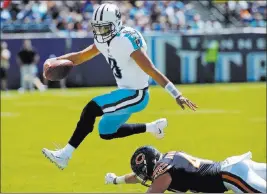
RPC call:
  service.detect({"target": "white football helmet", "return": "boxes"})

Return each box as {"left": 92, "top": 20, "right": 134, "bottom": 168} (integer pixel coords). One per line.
{"left": 91, "top": 3, "right": 122, "bottom": 43}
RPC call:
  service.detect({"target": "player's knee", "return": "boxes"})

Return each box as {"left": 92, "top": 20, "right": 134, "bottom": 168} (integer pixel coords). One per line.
{"left": 80, "top": 100, "right": 103, "bottom": 119}
{"left": 77, "top": 100, "right": 103, "bottom": 132}
{"left": 98, "top": 122, "right": 116, "bottom": 139}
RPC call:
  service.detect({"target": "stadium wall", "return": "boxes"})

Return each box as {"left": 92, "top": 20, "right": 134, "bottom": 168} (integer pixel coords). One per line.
{"left": 151, "top": 33, "right": 266, "bottom": 84}
{"left": 3, "top": 32, "right": 266, "bottom": 89}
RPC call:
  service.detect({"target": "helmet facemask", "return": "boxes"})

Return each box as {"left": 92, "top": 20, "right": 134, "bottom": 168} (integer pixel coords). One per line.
{"left": 91, "top": 4, "right": 122, "bottom": 43}
{"left": 133, "top": 159, "right": 151, "bottom": 180}
{"left": 130, "top": 146, "right": 161, "bottom": 187}
{"left": 91, "top": 21, "right": 118, "bottom": 43}
{"left": 135, "top": 160, "right": 154, "bottom": 187}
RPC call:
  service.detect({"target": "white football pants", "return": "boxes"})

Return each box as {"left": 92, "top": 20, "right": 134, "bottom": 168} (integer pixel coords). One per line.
{"left": 220, "top": 152, "right": 266, "bottom": 193}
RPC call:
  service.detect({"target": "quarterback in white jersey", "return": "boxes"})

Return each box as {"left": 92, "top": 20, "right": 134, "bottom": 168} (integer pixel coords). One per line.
{"left": 42, "top": 3, "right": 198, "bottom": 170}
{"left": 94, "top": 25, "right": 149, "bottom": 89}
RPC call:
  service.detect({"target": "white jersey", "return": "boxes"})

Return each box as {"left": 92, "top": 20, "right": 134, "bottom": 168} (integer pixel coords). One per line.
{"left": 94, "top": 26, "right": 149, "bottom": 90}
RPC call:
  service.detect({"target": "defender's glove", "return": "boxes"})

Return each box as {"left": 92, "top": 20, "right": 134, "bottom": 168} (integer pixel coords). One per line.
{"left": 105, "top": 173, "right": 117, "bottom": 184}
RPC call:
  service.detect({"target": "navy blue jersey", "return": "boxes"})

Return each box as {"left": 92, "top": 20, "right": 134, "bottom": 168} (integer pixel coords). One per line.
{"left": 152, "top": 151, "right": 227, "bottom": 193}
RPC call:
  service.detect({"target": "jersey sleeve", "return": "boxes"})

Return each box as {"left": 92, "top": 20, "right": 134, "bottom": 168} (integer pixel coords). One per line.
{"left": 120, "top": 31, "right": 144, "bottom": 57}
{"left": 152, "top": 161, "right": 173, "bottom": 180}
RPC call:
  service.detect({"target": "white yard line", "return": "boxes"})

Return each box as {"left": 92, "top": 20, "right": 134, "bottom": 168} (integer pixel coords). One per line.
{"left": 218, "top": 84, "right": 266, "bottom": 91}
{"left": 13, "top": 101, "right": 67, "bottom": 107}
{"left": 145, "top": 109, "right": 241, "bottom": 115}
{"left": 249, "top": 117, "right": 266, "bottom": 123}
{"left": 0, "top": 112, "right": 20, "bottom": 117}
{"left": 1, "top": 93, "right": 21, "bottom": 100}
{"left": 218, "top": 87, "right": 241, "bottom": 92}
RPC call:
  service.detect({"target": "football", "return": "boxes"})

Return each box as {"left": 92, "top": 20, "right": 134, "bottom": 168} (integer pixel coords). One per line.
{"left": 44, "top": 59, "right": 74, "bottom": 81}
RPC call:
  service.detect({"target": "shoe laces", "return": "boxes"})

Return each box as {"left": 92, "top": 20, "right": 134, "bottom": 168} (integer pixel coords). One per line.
{"left": 53, "top": 142, "right": 63, "bottom": 151}
{"left": 52, "top": 142, "right": 71, "bottom": 159}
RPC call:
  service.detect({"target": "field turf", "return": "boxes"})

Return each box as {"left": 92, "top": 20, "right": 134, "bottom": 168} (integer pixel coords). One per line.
{"left": 1, "top": 83, "right": 266, "bottom": 192}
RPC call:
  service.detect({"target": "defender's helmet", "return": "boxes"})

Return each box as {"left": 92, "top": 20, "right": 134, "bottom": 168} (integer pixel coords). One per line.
{"left": 91, "top": 3, "right": 122, "bottom": 43}
{"left": 130, "top": 146, "right": 162, "bottom": 185}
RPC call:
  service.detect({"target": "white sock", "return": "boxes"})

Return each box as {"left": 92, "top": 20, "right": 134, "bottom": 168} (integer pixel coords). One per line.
{"left": 146, "top": 122, "right": 155, "bottom": 133}
{"left": 62, "top": 143, "right": 75, "bottom": 158}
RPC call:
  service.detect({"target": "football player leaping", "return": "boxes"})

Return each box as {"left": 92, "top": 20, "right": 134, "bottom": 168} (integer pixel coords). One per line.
{"left": 105, "top": 146, "right": 266, "bottom": 193}
{"left": 42, "top": 3, "right": 198, "bottom": 170}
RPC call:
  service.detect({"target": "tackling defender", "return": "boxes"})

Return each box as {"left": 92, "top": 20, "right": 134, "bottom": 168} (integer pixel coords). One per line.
{"left": 105, "top": 146, "right": 266, "bottom": 193}
{"left": 42, "top": 3, "right": 197, "bottom": 170}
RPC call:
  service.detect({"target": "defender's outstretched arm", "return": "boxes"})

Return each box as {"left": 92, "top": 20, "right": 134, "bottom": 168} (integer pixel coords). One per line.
{"left": 105, "top": 172, "right": 140, "bottom": 184}
{"left": 105, "top": 172, "right": 172, "bottom": 193}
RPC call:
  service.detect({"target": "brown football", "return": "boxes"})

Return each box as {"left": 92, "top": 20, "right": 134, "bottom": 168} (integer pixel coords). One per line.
{"left": 44, "top": 59, "right": 74, "bottom": 81}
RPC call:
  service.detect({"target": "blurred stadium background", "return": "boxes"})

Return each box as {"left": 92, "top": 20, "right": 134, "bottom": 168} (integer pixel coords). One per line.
{"left": 1, "top": 0, "right": 266, "bottom": 192}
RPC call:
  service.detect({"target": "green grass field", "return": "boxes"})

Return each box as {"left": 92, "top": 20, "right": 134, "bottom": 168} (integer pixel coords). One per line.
{"left": 1, "top": 83, "right": 266, "bottom": 192}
